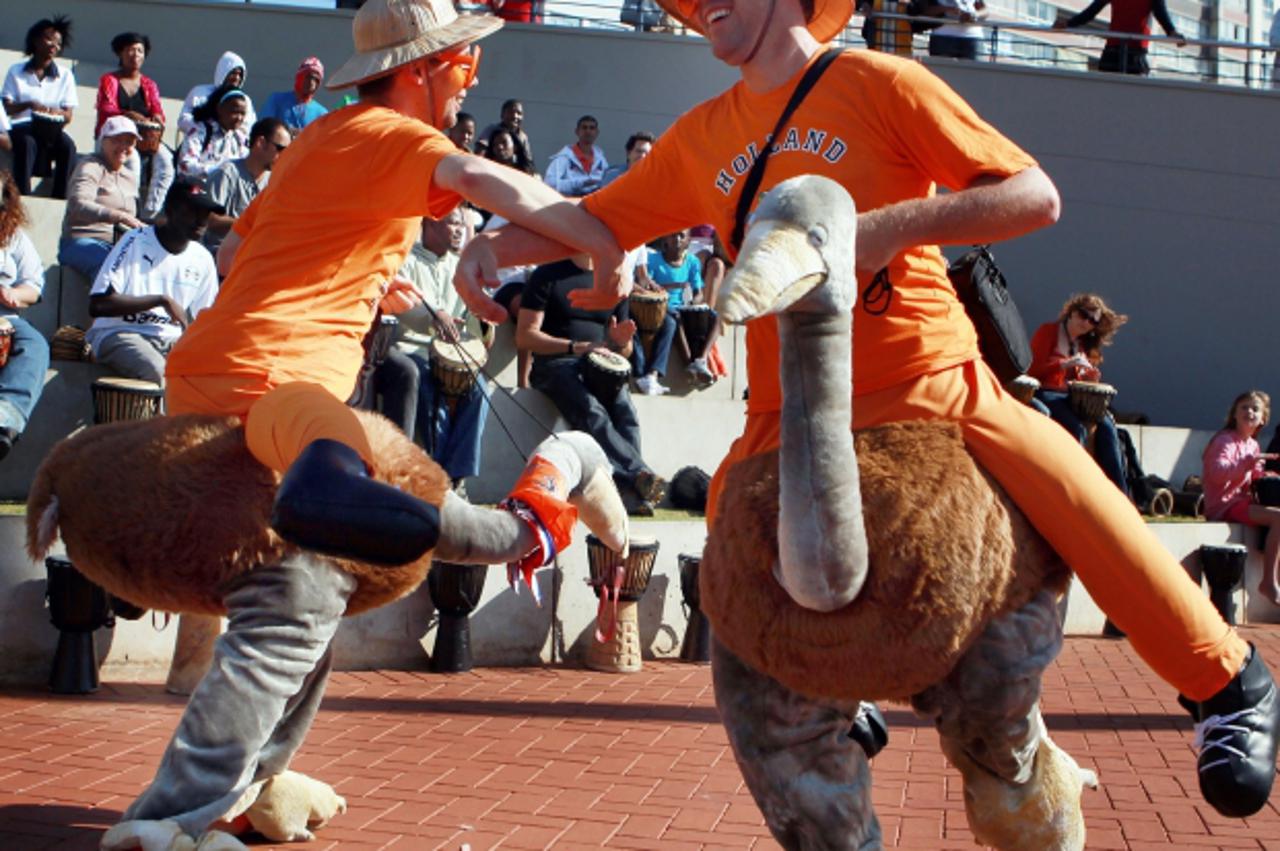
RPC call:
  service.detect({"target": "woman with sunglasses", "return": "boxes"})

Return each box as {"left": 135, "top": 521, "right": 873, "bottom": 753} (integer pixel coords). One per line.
{"left": 1029, "top": 293, "right": 1130, "bottom": 494}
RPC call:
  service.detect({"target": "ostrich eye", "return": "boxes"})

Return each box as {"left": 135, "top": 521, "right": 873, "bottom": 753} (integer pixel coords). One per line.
{"left": 807, "top": 225, "right": 828, "bottom": 249}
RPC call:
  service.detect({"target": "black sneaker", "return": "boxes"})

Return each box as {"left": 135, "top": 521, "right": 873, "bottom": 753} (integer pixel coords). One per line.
{"left": 0, "top": 427, "right": 18, "bottom": 462}
{"left": 848, "top": 701, "right": 889, "bottom": 759}
{"left": 1185, "top": 645, "right": 1280, "bottom": 817}
{"left": 634, "top": 470, "right": 667, "bottom": 505}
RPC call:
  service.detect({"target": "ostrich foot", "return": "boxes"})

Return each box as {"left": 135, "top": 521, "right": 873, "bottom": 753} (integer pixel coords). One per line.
{"left": 242, "top": 770, "right": 347, "bottom": 842}
{"left": 943, "top": 729, "right": 1095, "bottom": 851}
{"left": 100, "top": 820, "right": 200, "bottom": 851}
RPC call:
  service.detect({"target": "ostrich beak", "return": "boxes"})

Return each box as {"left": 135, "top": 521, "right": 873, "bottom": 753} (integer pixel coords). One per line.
{"left": 717, "top": 223, "right": 828, "bottom": 323}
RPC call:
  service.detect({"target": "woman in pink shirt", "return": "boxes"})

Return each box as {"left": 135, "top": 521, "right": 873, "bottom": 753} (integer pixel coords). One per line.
{"left": 1203, "top": 390, "right": 1280, "bottom": 604}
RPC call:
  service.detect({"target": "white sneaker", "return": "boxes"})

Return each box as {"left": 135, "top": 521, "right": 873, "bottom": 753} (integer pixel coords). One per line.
{"left": 650, "top": 375, "right": 671, "bottom": 395}
{"left": 635, "top": 374, "right": 660, "bottom": 396}
{"left": 689, "top": 358, "right": 716, "bottom": 383}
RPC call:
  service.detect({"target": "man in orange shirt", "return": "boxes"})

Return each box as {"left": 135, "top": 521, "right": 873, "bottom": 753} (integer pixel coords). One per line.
{"left": 165, "top": 0, "right": 623, "bottom": 569}
{"left": 456, "top": 0, "right": 1278, "bottom": 833}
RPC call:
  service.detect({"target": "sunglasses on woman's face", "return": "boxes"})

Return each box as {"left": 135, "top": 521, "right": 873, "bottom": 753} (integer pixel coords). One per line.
{"left": 1075, "top": 307, "right": 1101, "bottom": 326}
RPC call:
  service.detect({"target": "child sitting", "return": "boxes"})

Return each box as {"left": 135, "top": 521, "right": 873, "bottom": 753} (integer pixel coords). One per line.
{"left": 1203, "top": 390, "right": 1280, "bottom": 605}
{"left": 631, "top": 229, "right": 720, "bottom": 394}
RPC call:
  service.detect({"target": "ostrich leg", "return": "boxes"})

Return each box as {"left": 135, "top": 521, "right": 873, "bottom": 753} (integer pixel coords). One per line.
{"left": 711, "top": 639, "right": 881, "bottom": 850}
{"left": 912, "top": 590, "right": 1096, "bottom": 851}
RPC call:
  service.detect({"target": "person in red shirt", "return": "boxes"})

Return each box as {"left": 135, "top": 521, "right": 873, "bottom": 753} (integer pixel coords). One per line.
{"left": 1056, "top": 0, "right": 1186, "bottom": 75}
{"left": 454, "top": 0, "right": 1279, "bottom": 832}
{"left": 1027, "top": 292, "right": 1129, "bottom": 494}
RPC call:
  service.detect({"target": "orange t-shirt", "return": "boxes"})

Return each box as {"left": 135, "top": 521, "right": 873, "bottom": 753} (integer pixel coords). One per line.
{"left": 166, "top": 104, "right": 462, "bottom": 403}
{"left": 584, "top": 50, "right": 1037, "bottom": 416}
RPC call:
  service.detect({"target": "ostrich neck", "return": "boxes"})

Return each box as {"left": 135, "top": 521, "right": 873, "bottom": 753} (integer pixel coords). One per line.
{"left": 774, "top": 310, "right": 870, "bottom": 611}
{"left": 434, "top": 491, "right": 539, "bottom": 564}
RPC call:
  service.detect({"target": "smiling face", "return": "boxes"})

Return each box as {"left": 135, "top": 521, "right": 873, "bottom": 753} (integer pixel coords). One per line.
{"left": 1233, "top": 395, "right": 1268, "bottom": 436}
{"left": 101, "top": 132, "right": 138, "bottom": 171}
{"left": 502, "top": 101, "right": 523, "bottom": 131}
{"left": 694, "top": 0, "right": 776, "bottom": 65}
{"left": 1066, "top": 305, "right": 1100, "bottom": 341}
{"left": 217, "top": 96, "right": 248, "bottom": 132}
{"left": 448, "top": 115, "right": 476, "bottom": 150}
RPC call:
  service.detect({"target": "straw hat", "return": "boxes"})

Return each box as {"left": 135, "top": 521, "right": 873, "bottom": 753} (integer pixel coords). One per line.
{"left": 655, "top": 0, "right": 854, "bottom": 44}
{"left": 327, "top": 0, "right": 504, "bottom": 90}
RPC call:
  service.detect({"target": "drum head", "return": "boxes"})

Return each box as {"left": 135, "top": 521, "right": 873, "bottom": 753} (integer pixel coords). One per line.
{"left": 587, "top": 349, "right": 630, "bottom": 374}
{"left": 0, "top": 316, "right": 13, "bottom": 334}
{"left": 93, "top": 376, "right": 163, "bottom": 395}
{"left": 431, "top": 336, "right": 487, "bottom": 369}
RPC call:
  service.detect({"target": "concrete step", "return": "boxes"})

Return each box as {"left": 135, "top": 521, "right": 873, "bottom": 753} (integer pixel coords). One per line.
{"left": 0, "top": 511, "right": 1271, "bottom": 685}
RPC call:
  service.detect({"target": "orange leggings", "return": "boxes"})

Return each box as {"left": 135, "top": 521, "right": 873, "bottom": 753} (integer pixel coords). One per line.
{"left": 166, "top": 375, "right": 375, "bottom": 473}
{"left": 707, "top": 358, "right": 1245, "bottom": 701}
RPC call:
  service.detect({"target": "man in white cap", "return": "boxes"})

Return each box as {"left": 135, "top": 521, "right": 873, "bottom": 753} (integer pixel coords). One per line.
{"left": 109, "top": 0, "right": 623, "bottom": 843}
{"left": 457, "top": 0, "right": 1280, "bottom": 837}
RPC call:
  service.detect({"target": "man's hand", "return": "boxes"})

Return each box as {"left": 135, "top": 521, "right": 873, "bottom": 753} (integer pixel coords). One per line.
{"left": 379, "top": 275, "right": 424, "bottom": 315}
{"left": 0, "top": 288, "right": 23, "bottom": 311}
{"left": 160, "top": 296, "right": 189, "bottom": 329}
{"left": 603, "top": 316, "right": 636, "bottom": 350}
{"left": 454, "top": 237, "right": 509, "bottom": 324}
{"left": 432, "top": 309, "right": 463, "bottom": 343}
{"left": 567, "top": 252, "right": 630, "bottom": 312}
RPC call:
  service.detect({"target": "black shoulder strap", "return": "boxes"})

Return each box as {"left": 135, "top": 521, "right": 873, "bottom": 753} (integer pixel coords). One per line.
{"left": 730, "top": 48, "right": 844, "bottom": 253}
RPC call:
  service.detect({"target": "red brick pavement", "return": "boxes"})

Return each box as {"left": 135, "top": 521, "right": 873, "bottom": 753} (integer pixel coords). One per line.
{"left": 2, "top": 629, "right": 1280, "bottom": 849}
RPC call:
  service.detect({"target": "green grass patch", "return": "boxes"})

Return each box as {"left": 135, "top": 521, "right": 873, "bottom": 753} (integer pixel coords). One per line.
{"left": 0, "top": 501, "right": 26, "bottom": 515}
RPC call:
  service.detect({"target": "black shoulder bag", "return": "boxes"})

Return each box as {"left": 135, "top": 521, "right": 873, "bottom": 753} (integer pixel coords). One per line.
{"left": 947, "top": 244, "right": 1032, "bottom": 383}
{"left": 729, "top": 48, "right": 844, "bottom": 253}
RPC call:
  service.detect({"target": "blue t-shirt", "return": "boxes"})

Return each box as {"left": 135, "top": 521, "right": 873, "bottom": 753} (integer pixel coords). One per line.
{"left": 646, "top": 250, "right": 702, "bottom": 308}
{"left": 261, "top": 91, "right": 328, "bottom": 131}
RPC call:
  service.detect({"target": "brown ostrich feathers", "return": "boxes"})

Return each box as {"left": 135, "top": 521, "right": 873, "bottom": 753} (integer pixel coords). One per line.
{"left": 702, "top": 420, "right": 1068, "bottom": 703}
{"left": 26, "top": 412, "right": 450, "bottom": 617}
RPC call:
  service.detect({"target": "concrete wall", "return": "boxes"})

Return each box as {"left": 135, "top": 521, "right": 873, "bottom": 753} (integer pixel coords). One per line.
{"left": 5, "top": 0, "right": 1275, "bottom": 429}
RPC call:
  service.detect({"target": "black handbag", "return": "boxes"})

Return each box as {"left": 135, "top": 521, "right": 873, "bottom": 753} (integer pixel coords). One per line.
{"left": 947, "top": 245, "right": 1031, "bottom": 384}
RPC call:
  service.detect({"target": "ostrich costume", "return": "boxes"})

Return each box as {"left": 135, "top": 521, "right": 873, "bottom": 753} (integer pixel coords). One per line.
{"left": 702, "top": 175, "right": 1096, "bottom": 850}
{"left": 28, "top": 414, "right": 627, "bottom": 850}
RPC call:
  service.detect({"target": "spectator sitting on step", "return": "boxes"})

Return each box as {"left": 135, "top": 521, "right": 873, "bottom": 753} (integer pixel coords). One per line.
{"left": 85, "top": 176, "right": 222, "bottom": 387}
{"left": 601, "top": 131, "right": 654, "bottom": 188}
{"left": 448, "top": 110, "right": 477, "bottom": 152}
{"left": 261, "top": 57, "right": 328, "bottom": 135}
{"left": 203, "top": 117, "right": 291, "bottom": 256}
{"left": 177, "top": 86, "right": 251, "bottom": 178}
{"left": 1028, "top": 292, "right": 1129, "bottom": 496}
{"left": 1203, "top": 390, "right": 1280, "bottom": 606}
{"left": 475, "top": 128, "right": 536, "bottom": 227}
{"left": 476, "top": 98, "right": 534, "bottom": 168}
{"left": 136, "top": 117, "right": 175, "bottom": 223}
{"left": 178, "top": 51, "right": 256, "bottom": 138}
{"left": 394, "top": 210, "right": 492, "bottom": 490}
{"left": 632, "top": 229, "right": 718, "bottom": 392}
{"left": 518, "top": 254, "right": 666, "bottom": 516}
{"left": 2, "top": 15, "right": 78, "bottom": 199}
{"left": 95, "top": 32, "right": 166, "bottom": 139}
{"left": 544, "top": 115, "right": 608, "bottom": 198}
{"left": 58, "top": 116, "right": 143, "bottom": 281}
{"left": 0, "top": 169, "right": 51, "bottom": 460}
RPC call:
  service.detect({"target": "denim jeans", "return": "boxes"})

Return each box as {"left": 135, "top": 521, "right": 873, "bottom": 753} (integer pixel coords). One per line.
{"left": 58, "top": 237, "right": 112, "bottom": 281}
{"left": 0, "top": 315, "right": 50, "bottom": 434}
{"left": 1037, "top": 389, "right": 1128, "bottom": 496}
{"left": 409, "top": 351, "right": 489, "bottom": 482}
{"left": 531, "top": 355, "right": 648, "bottom": 490}
{"left": 631, "top": 311, "right": 677, "bottom": 378}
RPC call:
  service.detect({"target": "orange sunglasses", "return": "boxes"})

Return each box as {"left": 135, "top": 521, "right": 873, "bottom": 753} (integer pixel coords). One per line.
{"left": 435, "top": 43, "right": 482, "bottom": 89}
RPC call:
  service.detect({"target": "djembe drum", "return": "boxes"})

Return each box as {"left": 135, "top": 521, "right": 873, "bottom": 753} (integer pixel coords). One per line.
{"left": 585, "top": 534, "right": 659, "bottom": 673}
{"left": 582, "top": 349, "right": 631, "bottom": 402}
{"left": 426, "top": 561, "right": 489, "bottom": 673}
{"left": 429, "top": 335, "right": 487, "bottom": 417}
{"left": 92, "top": 377, "right": 164, "bottom": 425}
{"left": 629, "top": 290, "right": 668, "bottom": 349}
{"left": 678, "top": 304, "right": 715, "bottom": 360}
{"left": 1200, "top": 544, "right": 1248, "bottom": 625}
{"left": 1067, "top": 380, "right": 1117, "bottom": 425}
{"left": 678, "top": 553, "right": 711, "bottom": 663}
{"left": 1005, "top": 374, "right": 1040, "bottom": 407}
{"left": 1173, "top": 490, "right": 1205, "bottom": 518}
{"left": 45, "top": 557, "right": 114, "bottom": 693}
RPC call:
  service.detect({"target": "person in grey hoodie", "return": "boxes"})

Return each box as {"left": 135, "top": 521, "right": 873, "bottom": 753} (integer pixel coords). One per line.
{"left": 177, "top": 50, "right": 257, "bottom": 138}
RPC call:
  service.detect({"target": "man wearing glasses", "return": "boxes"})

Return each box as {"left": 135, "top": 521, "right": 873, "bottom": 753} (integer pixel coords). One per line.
{"left": 457, "top": 0, "right": 1279, "bottom": 837}
{"left": 201, "top": 117, "right": 291, "bottom": 255}
{"left": 115, "top": 0, "right": 623, "bottom": 840}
